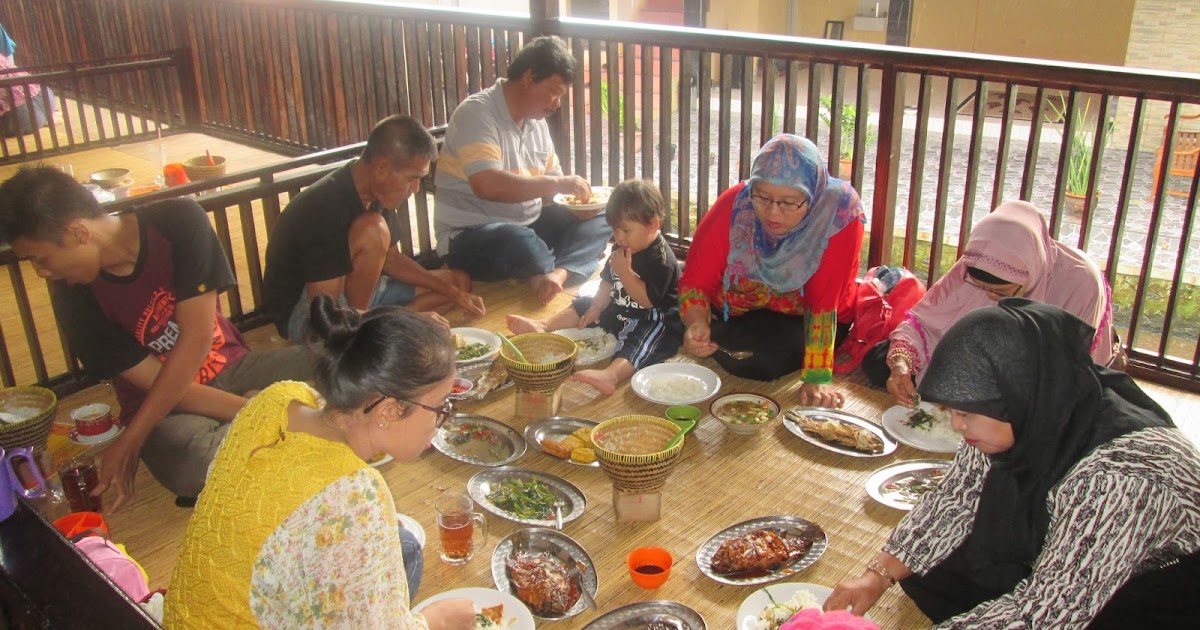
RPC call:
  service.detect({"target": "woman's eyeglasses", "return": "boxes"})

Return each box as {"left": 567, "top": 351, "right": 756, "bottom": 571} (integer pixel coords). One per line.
{"left": 363, "top": 395, "right": 455, "bottom": 428}
{"left": 750, "top": 193, "right": 809, "bottom": 214}
{"left": 963, "top": 269, "right": 1022, "bottom": 300}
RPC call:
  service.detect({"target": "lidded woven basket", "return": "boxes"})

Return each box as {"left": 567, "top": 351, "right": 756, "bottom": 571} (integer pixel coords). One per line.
{"left": 499, "top": 333, "right": 577, "bottom": 394}
{"left": 0, "top": 386, "right": 58, "bottom": 451}
{"left": 591, "top": 415, "right": 684, "bottom": 492}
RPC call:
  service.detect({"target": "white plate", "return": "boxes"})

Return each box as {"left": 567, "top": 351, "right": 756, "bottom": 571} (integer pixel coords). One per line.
{"left": 696, "top": 515, "right": 827, "bottom": 586}
{"left": 552, "top": 327, "right": 618, "bottom": 366}
{"left": 783, "top": 407, "right": 898, "bottom": 458}
{"left": 451, "top": 327, "right": 502, "bottom": 365}
{"left": 576, "top": 277, "right": 602, "bottom": 298}
{"left": 866, "top": 459, "right": 951, "bottom": 511}
{"left": 737, "top": 582, "right": 872, "bottom": 629}
{"left": 396, "top": 512, "right": 425, "bottom": 548}
{"left": 366, "top": 453, "right": 394, "bottom": 468}
{"left": 414, "top": 587, "right": 535, "bottom": 630}
{"left": 631, "top": 363, "right": 722, "bottom": 405}
{"left": 553, "top": 185, "right": 613, "bottom": 212}
{"left": 68, "top": 425, "right": 123, "bottom": 445}
{"left": 881, "top": 402, "right": 962, "bottom": 453}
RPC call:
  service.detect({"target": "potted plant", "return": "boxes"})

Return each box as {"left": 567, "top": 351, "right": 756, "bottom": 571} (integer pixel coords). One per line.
{"left": 819, "top": 96, "right": 877, "bottom": 173}
{"left": 1047, "top": 94, "right": 1113, "bottom": 217}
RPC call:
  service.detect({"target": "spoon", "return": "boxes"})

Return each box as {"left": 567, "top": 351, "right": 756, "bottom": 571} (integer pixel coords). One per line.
{"left": 553, "top": 498, "right": 565, "bottom": 530}
{"left": 665, "top": 419, "right": 694, "bottom": 450}
{"left": 717, "top": 345, "right": 754, "bottom": 360}
{"left": 499, "top": 335, "right": 529, "bottom": 363}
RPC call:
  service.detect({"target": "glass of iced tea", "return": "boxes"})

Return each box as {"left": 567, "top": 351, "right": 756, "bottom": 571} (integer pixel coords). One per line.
{"left": 434, "top": 492, "right": 487, "bottom": 565}
{"left": 59, "top": 454, "right": 102, "bottom": 513}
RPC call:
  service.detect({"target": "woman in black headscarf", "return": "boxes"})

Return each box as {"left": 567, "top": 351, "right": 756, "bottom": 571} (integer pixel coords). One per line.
{"left": 825, "top": 299, "right": 1200, "bottom": 628}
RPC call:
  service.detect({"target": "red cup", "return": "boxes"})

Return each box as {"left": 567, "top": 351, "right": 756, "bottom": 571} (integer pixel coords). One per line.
{"left": 71, "top": 403, "right": 115, "bottom": 437}
{"left": 627, "top": 546, "right": 673, "bottom": 589}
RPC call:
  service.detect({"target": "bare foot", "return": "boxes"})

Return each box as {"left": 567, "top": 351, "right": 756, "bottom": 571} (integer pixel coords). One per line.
{"left": 571, "top": 369, "right": 619, "bottom": 396}
{"left": 507, "top": 314, "right": 546, "bottom": 335}
{"left": 531, "top": 269, "right": 568, "bottom": 304}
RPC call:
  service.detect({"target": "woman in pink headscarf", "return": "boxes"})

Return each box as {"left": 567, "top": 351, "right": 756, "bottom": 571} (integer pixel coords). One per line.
{"left": 864, "top": 200, "right": 1114, "bottom": 404}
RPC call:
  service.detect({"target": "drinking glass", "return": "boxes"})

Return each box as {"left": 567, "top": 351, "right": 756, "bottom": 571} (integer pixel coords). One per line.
{"left": 434, "top": 492, "right": 487, "bottom": 565}
{"left": 59, "top": 454, "right": 102, "bottom": 513}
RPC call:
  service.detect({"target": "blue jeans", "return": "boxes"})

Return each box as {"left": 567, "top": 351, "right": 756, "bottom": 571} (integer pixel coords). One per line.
{"left": 399, "top": 526, "right": 424, "bottom": 600}
{"left": 445, "top": 204, "right": 612, "bottom": 283}
{"left": 286, "top": 276, "right": 416, "bottom": 341}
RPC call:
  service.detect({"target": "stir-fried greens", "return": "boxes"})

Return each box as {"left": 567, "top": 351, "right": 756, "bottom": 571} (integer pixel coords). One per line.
{"left": 486, "top": 478, "right": 558, "bottom": 520}
{"left": 457, "top": 342, "right": 492, "bottom": 361}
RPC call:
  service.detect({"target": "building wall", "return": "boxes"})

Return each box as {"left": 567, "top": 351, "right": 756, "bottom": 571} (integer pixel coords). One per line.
{"left": 1119, "top": 0, "right": 1200, "bottom": 150}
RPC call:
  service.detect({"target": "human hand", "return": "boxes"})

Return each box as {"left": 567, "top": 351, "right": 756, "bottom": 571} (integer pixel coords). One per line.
{"left": 886, "top": 362, "right": 917, "bottom": 406}
{"left": 579, "top": 307, "right": 602, "bottom": 328}
{"left": 559, "top": 175, "right": 591, "bottom": 201}
{"left": 683, "top": 322, "right": 718, "bottom": 358}
{"left": 823, "top": 571, "right": 889, "bottom": 617}
{"left": 421, "top": 311, "right": 451, "bottom": 331}
{"left": 798, "top": 382, "right": 845, "bottom": 408}
{"left": 95, "top": 432, "right": 144, "bottom": 514}
{"left": 420, "top": 598, "right": 477, "bottom": 630}
{"left": 455, "top": 290, "right": 486, "bottom": 318}
{"left": 609, "top": 247, "right": 633, "bottom": 278}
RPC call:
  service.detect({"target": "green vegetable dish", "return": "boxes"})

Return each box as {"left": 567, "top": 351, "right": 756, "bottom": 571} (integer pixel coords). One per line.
{"left": 486, "top": 478, "right": 558, "bottom": 520}
{"left": 457, "top": 342, "right": 492, "bottom": 361}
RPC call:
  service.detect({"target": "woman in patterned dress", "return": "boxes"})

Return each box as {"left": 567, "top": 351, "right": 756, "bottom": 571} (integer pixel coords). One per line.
{"left": 826, "top": 299, "right": 1200, "bottom": 628}
{"left": 678, "top": 134, "right": 865, "bottom": 408}
{"left": 165, "top": 296, "right": 474, "bottom": 629}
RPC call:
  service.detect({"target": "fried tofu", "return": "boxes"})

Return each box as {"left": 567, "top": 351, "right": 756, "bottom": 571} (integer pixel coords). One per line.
{"left": 541, "top": 438, "right": 573, "bottom": 460}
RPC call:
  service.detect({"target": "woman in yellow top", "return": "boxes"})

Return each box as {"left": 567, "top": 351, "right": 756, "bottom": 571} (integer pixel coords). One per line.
{"left": 165, "top": 296, "right": 475, "bottom": 629}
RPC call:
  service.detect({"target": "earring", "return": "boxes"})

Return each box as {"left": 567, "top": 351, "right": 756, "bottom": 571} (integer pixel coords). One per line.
{"left": 377, "top": 422, "right": 388, "bottom": 429}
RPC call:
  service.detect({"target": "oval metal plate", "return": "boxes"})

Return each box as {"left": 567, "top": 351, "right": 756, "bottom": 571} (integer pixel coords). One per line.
{"left": 696, "top": 515, "right": 828, "bottom": 586}
{"left": 491, "top": 528, "right": 599, "bottom": 621}
{"left": 582, "top": 600, "right": 706, "bottom": 630}
{"left": 783, "top": 406, "right": 898, "bottom": 458}
{"left": 523, "top": 416, "right": 600, "bottom": 467}
{"left": 865, "top": 458, "right": 952, "bottom": 511}
{"left": 432, "top": 414, "right": 526, "bottom": 467}
{"left": 468, "top": 466, "right": 586, "bottom": 527}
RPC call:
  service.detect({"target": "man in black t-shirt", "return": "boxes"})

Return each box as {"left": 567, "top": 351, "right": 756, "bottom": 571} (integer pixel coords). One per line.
{"left": 0, "top": 167, "right": 312, "bottom": 509}
{"left": 263, "top": 115, "right": 486, "bottom": 340}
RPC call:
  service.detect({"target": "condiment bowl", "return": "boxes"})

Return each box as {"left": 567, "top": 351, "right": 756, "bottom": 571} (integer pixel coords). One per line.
{"left": 89, "top": 168, "right": 131, "bottom": 189}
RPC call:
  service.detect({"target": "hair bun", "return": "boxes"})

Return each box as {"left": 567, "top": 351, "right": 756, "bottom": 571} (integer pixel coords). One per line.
{"left": 307, "top": 295, "right": 361, "bottom": 354}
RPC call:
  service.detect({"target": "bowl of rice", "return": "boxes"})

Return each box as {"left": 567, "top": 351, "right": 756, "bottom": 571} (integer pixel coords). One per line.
{"left": 630, "top": 363, "right": 722, "bottom": 405}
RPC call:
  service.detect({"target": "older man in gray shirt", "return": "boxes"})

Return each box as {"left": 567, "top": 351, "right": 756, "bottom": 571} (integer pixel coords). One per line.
{"left": 434, "top": 36, "right": 611, "bottom": 304}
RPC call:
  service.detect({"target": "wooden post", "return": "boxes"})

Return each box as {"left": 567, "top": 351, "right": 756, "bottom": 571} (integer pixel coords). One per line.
{"left": 530, "top": 0, "right": 561, "bottom": 37}
{"left": 868, "top": 64, "right": 905, "bottom": 268}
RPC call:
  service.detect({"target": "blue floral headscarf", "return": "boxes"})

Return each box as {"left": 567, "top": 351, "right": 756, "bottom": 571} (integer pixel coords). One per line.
{"left": 724, "top": 134, "right": 863, "bottom": 294}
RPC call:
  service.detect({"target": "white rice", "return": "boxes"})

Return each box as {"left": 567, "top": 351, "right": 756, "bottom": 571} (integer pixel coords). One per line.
{"left": 0, "top": 406, "right": 42, "bottom": 424}
{"left": 647, "top": 374, "right": 707, "bottom": 403}
{"left": 748, "top": 588, "right": 822, "bottom": 630}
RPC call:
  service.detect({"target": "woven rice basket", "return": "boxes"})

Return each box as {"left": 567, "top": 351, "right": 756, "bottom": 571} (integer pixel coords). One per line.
{"left": 592, "top": 415, "right": 684, "bottom": 492}
{"left": 499, "top": 333, "right": 577, "bottom": 394}
{"left": 0, "top": 386, "right": 58, "bottom": 451}
{"left": 182, "top": 155, "right": 228, "bottom": 181}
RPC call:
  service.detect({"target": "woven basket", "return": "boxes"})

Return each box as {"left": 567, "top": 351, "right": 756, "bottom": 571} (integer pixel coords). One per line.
{"left": 499, "top": 333, "right": 577, "bottom": 394}
{"left": 182, "top": 155, "right": 228, "bottom": 181}
{"left": 592, "top": 415, "right": 684, "bottom": 492}
{"left": 0, "top": 387, "right": 58, "bottom": 451}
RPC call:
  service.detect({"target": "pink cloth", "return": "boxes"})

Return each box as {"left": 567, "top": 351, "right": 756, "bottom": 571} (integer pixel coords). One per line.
{"left": 779, "top": 609, "right": 880, "bottom": 630}
{"left": 0, "top": 53, "right": 42, "bottom": 116}
{"left": 891, "top": 200, "right": 1113, "bottom": 379}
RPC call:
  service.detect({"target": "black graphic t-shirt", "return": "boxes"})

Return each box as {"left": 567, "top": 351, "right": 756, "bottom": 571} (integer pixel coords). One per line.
{"left": 50, "top": 198, "right": 247, "bottom": 383}
{"left": 600, "top": 233, "right": 680, "bottom": 312}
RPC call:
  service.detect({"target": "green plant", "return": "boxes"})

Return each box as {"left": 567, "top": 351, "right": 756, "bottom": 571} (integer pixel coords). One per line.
{"left": 1047, "top": 95, "right": 1114, "bottom": 196}
{"left": 818, "top": 96, "right": 877, "bottom": 161}
{"left": 599, "top": 79, "right": 627, "bottom": 128}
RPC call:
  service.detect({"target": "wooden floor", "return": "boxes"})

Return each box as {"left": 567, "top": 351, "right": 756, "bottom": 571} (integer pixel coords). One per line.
{"left": 30, "top": 278, "right": 1200, "bottom": 630}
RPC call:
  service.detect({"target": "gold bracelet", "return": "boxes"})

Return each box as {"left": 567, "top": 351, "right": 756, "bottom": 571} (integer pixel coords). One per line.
{"left": 866, "top": 559, "right": 896, "bottom": 587}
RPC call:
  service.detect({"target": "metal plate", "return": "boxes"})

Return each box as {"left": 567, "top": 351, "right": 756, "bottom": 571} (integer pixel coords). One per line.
{"left": 783, "top": 407, "right": 898, "bottom": 458}
{"left": 865, "top": 458, "right": 952, "bottom": 511}
{"left": 523, "top": 416, "right": 600, "bottom": 467}
{"left": 468, "top": 466, "right": 586, "bottom": 527}
{"left": 583, "top": 601, "right": 706, "bottom": 630}
{"left": 432, "top": 414, "right": 526, "bottom": 467}
{"left": 491, "top": 528, "right": 599, "bottom": 621}
{"left": 696, "top": 515, "right": 828, "bottom": 586}
{"left": 456, "top": 361, "right": 514, "bottom": 400}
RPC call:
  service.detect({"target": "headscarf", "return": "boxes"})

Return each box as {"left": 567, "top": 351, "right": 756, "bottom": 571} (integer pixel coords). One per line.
{"left": 895, "top": 201, "right": 1113, "bottom": 377}
{"left": 0, "top": 23, "right": 15, "bottom": 58}
{"left": 917, "top": 298, "right": 1172, "bottom": 595}
{"left": 724, "top": 134, "right": 863, "bottom": 295}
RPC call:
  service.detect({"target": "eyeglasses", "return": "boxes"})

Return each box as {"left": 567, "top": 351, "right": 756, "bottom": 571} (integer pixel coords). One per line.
{"left": 363, "top": 395, "right": 455, "bottom": 428}
{"left": 750, "top": 193, "right": 809, "bottom": 214}
{"left": 962, "top": 269, "right": 1022, "bottom": 300}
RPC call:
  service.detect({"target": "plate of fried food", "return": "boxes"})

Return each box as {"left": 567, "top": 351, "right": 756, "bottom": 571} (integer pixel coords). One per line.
{"left": 457, "top": 360, "right": 513, "bottom": 401}
{"left": 696, "top": 515, "right": 828, "bottom": 586}
{"left": 414, "top": 587, "right": 535, "bottom": 630}
{"left": 524, "top": 416, "right": 599, "bottom": 467}
{"left": 554, "top": 186, "right": 613, "bottom": 213}
{"left": 783, "top": 407, "right": 897, "bottom": 458}
{"left": 451, "top": 327, "right": 503, "bottom": 365}
{"left": 492, "top": 528, "right": 599, "bottom": 621}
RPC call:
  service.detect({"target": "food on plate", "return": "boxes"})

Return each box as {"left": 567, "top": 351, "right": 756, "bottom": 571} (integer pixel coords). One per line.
{"left": 540, "top": 427, "right": 596, "bottom": 464}
{"left": 561, "top": 188, "right": 611, "bottom": 206}
{"left": 443, "top": 422, "right": 512, "bottom": 461}
{"left": 647, "top": 374, "right": 708, "bottom": 402}
{"left": 883, "top": 468, "right": 946, "bottom": 506}
{"left": 458, "top": 342, "right": 493, "bottom": 361}
{"left": 473, "top": 360, "right": 509, "bottom": 397}
{"left": 569, "top": 446, "right": 596, "bottom": 464}
{"left": 486, "top": 479, "right": 559, "bottom": 520}
{"left": 452, "top": 381, "right": 472, "bottom": 395}
{"left": 541, "top": 438, "right": 574, "bottom": 460}
{"left": 366, "top": 452, "right": 389, "bottom": 465}
{"left": 711, "top": 528, "right": 813, "bottom": 575}
{"left": 789, "top": 411, "right": 884, "bottom": 454}
{"left": 507, "top": 551, "right": 582, "bottom": 616}
{"left": 901, "top": 404, "right": 960, "bottom": 443}
{"left": 475, "top": 603, "right": 506, "bottom": 629}
{"left": 715, "top": 398, "right": 777, "bottom": 425}
{"left": 749, "top": 588, "right": 822, "bottom": 630}
{"left": 571, "top": 427, "right": 593, "bottom": 445}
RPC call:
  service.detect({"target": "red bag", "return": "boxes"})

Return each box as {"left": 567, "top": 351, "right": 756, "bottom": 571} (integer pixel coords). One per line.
{"left": 833, "top": 268, "right": 926, "bottom": 374}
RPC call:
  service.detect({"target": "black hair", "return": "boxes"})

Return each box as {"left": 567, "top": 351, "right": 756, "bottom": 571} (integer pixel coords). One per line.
{"left": 966, "top": 266, "right": 1014, "bottom": 286}
{"left": 605, "top": 179, "right": 665, "bottom": 227}
{"left": 306, "top": 295, "right": 456, "bottom": 413}
{"left": 0, "top": 166, "right": 105, "bottom": 245}
{"left": 360, "top": 115, "right": 438, "bottom": 170}
{"left": 507, "top": 36, "right": 575, "bottom": 84}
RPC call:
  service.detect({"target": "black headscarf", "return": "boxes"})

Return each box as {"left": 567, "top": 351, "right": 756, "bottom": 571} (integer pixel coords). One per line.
{"left": 916, "top": 298, "right": 1173, "bottom": 594}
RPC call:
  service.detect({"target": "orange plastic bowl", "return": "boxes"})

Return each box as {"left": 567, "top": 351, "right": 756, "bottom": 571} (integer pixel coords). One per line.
{"left": 627, "top": 546, "right": 673, "bottom": 589}
{"left": 52, "top": 511, "right": 108, "bottom": 539}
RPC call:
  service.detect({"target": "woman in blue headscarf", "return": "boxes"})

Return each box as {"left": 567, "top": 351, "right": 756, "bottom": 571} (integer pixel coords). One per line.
{"left": 0, "top": 22, "right": 54, "bottom": 138}
{"left": 679, "top": 134, "right": 864, "bottom": 407}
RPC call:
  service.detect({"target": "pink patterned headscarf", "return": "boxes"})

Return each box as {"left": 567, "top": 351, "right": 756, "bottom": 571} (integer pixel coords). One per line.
{"left": 892, "top": 200, "right": 1113, "bottom": 379}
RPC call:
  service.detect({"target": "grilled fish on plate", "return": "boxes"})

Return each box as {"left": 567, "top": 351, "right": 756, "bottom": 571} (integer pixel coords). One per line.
{"left": 710, "top": 528, "right": 813, "bottom": 575}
